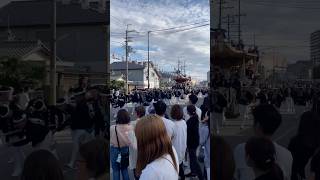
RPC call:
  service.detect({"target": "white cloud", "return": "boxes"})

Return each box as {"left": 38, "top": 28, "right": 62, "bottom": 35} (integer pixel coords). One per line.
{"left": 111, "top": 0, "right": 210, "bottom": 80}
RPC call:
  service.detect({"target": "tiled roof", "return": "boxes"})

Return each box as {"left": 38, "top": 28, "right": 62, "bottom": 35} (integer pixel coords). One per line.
{"left": 0, "top": 40, "right": 62, "bottom": 61}
{"left": 111, "top": 61, "right": 145, "bottom": 70}
{"left": 0, "top": 0, "right": 108, "bottom": 28}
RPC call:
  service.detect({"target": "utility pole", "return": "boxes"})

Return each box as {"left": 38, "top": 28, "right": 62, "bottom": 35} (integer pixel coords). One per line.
{"left": 218, "top": 0, "right": 222, "bottom": 29}
{"left": 124, "top": 24, "right": 134, "bottom": 95}
{"left": 184, "top": 60, "right": 186, "bottom": 75}
{"left": 125, "top": 25, "right": 128, "bottom": 95}
{"left": 148, "top": 31, "right": 151, "bottom": 89}
{"left": 238, "top": 0, "right": 241, "bottom": 44}
{"left": 273, "top": 48, "right": 275, "bottom": 86}
{"left": 105, "top": 0, "right": 110, "bottom": 125}
{"left": 227, "top": 14, "right": 230, "bottom": 42}
{"left": 49, "top": 0, "right": 56, "bottom": 105}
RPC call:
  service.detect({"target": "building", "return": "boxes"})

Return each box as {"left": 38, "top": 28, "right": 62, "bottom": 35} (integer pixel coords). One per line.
{"left": 0, "top": 0, "right": 108, "bottom": 76}
{"left": 111, "top": 61, "right": 160, "bottom": 90}
{"left": 311, "top": 30, "right": 320, "bottom": 66}
{"left": 159, "top": 71, "right": 175, "bottom": 88}
{"left": 0, "top": 40, "right": 75, "bottom": 97}
{"left": 286, "top": 60, "right": 312, "bottom": 80}
{"left": 259, "top": 52, "right": 287, "bottom": 80}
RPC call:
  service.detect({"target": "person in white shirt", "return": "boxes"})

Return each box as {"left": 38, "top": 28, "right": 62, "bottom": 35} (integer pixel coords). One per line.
{"left": 170, "top": 104, "right": 187, "bottom": 180}
{"left": 129, "top": 105, "right": 146, "bottom": 180}
{"left": 154, "top": 101, "right": 176, "bottom": 140}
{"left": 135, "top": 115, "right": 179, "bottom": 180}
{"left": 234, "top": 104, "right": 293, "bottom": 180}
{"left": 183, "top": 94, "right": 201, "bottom": 121}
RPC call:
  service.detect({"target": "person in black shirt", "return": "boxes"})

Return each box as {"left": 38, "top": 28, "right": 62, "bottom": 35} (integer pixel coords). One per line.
{"left": 66, "top": 89, "right": 94, "bottom": 169}
{"left": 288, "top": 95, "right": 320, "bottom": 180}
{"left": 310, "top": 149, "right": 320, "bottom": 180}
{"left": 185, "top": 105, "right": 203, "bottom": 180}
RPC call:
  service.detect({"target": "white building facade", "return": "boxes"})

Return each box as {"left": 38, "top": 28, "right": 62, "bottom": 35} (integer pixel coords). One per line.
{"left": 111, "top": 61, "right": 160, "bottom": 90}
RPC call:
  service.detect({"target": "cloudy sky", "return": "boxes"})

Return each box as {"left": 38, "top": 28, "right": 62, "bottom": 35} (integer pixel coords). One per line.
{"left": 111, "top": 0, "right": 210, "bottom": 81}
{"left": 212, "top": 0, "right": 320, "bottom": 65}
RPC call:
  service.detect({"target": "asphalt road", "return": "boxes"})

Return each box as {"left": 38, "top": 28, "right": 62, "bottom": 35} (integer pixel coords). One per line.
{"left": 221, "top": 105, "right": 308, "bottom": 149}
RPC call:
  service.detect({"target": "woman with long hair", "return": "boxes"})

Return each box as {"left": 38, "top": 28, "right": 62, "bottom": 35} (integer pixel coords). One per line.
{"left": 135, "top": 114, "right": 179, "bottom": 180}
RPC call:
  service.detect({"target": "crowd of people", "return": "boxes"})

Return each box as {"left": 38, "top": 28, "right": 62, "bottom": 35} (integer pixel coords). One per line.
{"left": 0, "top": 76, "right": 109, "bottom": 179}
{"left": 212, "top": 74, "right": 320, "bottom": 180}
{"left": 110, "top": 88, "right": 210, "bottom": 180}
{"left": 212, "top": 73, "right": 318, "bottom": 134}
{"left": 212, "top": 98, "right": 320, "bottom": 180}
{"left": 2, "top": 72, "right": 320, "bottom": 180}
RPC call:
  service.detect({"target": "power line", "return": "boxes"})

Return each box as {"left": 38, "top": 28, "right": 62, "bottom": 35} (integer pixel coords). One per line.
{"left": 152, "top": 23, "right": 209, "bottom": 35}
{"left": 138, "top": 20, "right": 209, "bottom": 34}
{"left": 243, "top": 1, "right": 320, "bottom": 10}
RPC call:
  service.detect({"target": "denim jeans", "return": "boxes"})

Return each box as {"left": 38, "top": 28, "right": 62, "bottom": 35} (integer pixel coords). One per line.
{"left": 110, "top": 146, "right": 130, "bottom": 180}
{"left": 189, "top": 148, "right": 203, "bottom": 180}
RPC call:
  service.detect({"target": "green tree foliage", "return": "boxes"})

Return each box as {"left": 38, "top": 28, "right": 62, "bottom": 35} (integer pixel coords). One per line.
{"left": 110, "top": 80, "right": 124, "bottom": 90}
{"left": 0, "top": 57, "right": 46, "bottom": 90}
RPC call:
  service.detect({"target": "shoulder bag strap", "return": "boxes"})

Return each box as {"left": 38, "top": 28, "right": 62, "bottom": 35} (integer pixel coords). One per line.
{"left": 115, "top": 125, "right": 121, "bottom": 150}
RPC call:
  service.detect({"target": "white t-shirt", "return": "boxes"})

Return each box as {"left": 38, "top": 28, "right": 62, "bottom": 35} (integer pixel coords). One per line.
{"left": 161, "top": 117, "right": 176, "bottom": 140}
{"left": 172, "top": 120, "right": 187, "bottom": 164}
{"left": 140, "top": 146, "right": 179, "bottom": 180}
{"left": 234, "top": 141, "right": 293, "bottom": 180}
{"left": 183, "top": 106, "right": 202, "bottom": 121}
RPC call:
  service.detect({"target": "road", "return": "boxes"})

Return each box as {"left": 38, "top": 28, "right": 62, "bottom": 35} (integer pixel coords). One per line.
{"left": 220, "top": 105, "right": 308, "bottom": 149}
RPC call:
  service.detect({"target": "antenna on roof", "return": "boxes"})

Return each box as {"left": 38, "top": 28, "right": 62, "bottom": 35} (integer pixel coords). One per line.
{"left": 7, "top": 15, "right": 15, "bottom": 41}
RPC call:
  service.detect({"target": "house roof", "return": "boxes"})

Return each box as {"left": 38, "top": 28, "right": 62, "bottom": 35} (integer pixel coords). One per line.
{"left": 111, "top": 61, "right": 145, "bottom": 70}
{"left": 111, "top": 61, "right": 161, "bottom": 78}
{"left": 0, "top": 40, "right": 64, "bottom": 61}
{"left": 0, "top": 0, "right": 108, "bottom": 28}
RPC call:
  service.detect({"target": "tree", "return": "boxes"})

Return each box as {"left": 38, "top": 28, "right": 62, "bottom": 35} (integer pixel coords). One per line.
{"left": 110, "top": 80, "right": 125, "bottom": 90}
{"left": 0, "top": 57, "right": 46, "bottom": 90}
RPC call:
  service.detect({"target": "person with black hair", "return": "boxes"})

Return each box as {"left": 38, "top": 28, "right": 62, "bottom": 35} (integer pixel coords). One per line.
{"left": 77, "top": 138, "right": 108, "bottom": 180}
{"left": 245, "top": 137, "right": 284, "bottom": 180}
{"left": 21, "top": 149, "right": 64, "bottom": 180}
{"left": 199, "top": 110, "right": 210, "bottom": 180}
{"left": 154, "top": 100, "right": 175, "bottom": 140}
{"left": 170, "top": 104, "right": 187, "bottom": 180}
{"left": 185, "top": 105, "right": 203, "bottom": 180}
{"left": 66, "top": 89, "right": 95, "bottom": 170}
{"left": 129, "top": 105, "right": 146, "bottom": 180}
{"left": 212, "top": 135, "right": 235, "bottom": 180}
{"left": 234, "top": 104, "right": 293, "bottom": 180}
{"left": 183, "top": 94, "right": 202, "bottom": 121}
{"left": 288, "top": 95, "right": 320, "bottom": 180}
{"left": 110, "top": 109, "right": 133, "bottom": 180}
{"left": 0, "top": 92, "right": 29, "bottom": 177}
{"left": 212, "top": 88, "right": 227, "bottom": 134}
